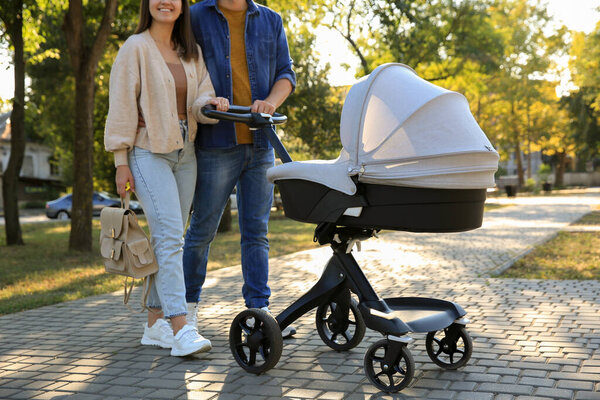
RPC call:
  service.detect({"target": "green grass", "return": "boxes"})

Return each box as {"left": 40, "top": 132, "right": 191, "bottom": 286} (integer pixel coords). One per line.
{"left": 484, "top": 203, "right": 508, "bottom": 211}
{"left": 0, "top": 202, "right": 582, "bottom": 314}
{"left": 0, "top": 211, "right": 317, "bottom": 315}
{"left": 500, "top": 211, "right": 600, "bottom": 280}
{"left": 571, "top": 210, "right": 600, "bottom": 225}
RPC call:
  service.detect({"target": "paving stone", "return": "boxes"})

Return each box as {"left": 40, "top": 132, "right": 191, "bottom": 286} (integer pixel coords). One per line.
{"left": 2, "top": 193, "right": 600, "bottom": 399}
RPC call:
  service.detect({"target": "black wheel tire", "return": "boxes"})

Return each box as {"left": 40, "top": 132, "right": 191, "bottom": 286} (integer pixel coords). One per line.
{"left": 363, "top": 339, "right": 414, "bottom": 393}
{"left": 426, "top": 325, "right": 473, "bottom": 369}
{"left": 316, "top": 297, "right": 366, "bottom": 351}
{"left": 229, "top": 308, "right": 283, "bottom": 374}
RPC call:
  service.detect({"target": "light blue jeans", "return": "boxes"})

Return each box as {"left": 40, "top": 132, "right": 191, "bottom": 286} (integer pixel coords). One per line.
{"left": 183, "top": 144, "right": 274, "bottom": 308}
{"left": 128, "top": 121, "right": 196, "bottom": 318}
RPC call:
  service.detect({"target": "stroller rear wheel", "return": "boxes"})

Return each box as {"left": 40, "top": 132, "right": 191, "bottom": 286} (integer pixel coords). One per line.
{"left": 363, "top": 339, "right": 414, "bottom": 393}
{"left": 229, "top": 309, "right": 283, "bottom": 374}
{"left": 316, "top": 297, "right": 366, "bottom": 351}
{"left": 425, "top": 324, "right": 472, "bottom": 369}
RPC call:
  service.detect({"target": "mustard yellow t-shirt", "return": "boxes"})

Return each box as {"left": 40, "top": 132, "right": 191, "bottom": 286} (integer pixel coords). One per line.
{"left": 221, "top": 7, "right": 253, "bottom": 144}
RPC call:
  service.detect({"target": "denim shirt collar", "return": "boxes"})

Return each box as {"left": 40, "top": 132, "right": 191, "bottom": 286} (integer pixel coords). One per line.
{"left": 204, "top": 0, "right": 260, "bottom": 15}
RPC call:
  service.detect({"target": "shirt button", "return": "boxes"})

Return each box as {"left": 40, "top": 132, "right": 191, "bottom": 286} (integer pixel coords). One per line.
{"left": 226, "top": 55, "right": 229, "bottom": 59}
{"left": 226, "top": 74, "right": 230, "bottom": 78}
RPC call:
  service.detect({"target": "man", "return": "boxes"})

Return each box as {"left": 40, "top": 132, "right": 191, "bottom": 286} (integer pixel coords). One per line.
{"left": 184, "top": 0, "right": 296, "bottom": 341}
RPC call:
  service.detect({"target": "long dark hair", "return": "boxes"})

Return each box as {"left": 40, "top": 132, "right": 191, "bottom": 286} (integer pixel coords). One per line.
{"left": 134, "top": 0, "right": 199, "bottom": 61}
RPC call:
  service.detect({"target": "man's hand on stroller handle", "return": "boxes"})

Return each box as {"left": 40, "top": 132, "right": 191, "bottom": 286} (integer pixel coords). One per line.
{"left": 251, "top": 99, "right": 275, "bottom": 115}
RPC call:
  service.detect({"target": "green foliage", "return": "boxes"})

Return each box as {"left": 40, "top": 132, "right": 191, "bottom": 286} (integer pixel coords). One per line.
{"left": 537, "top": 163, "right": 551, "bottom": 182}
{"left": 25, "top": 0, "right": 139, "bottom": 193}
{"left": 522, "top": 177, "right": 536, "bottom": 192}
{"left": 277, "top": 24, "right": 344, "bottom": 158}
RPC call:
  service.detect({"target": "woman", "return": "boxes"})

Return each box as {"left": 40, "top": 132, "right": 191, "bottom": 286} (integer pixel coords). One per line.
{"left": 104, "top": 0, "right": 228, "bottom": 356}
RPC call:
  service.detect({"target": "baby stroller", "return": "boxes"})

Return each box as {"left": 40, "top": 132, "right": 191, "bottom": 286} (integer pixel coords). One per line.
{"left": 202, "top": 63, "right": 499, "bottom": 392}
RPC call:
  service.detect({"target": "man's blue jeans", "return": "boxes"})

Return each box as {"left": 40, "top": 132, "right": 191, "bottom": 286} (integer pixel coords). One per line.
{"left": 183, "top": 144, "right": 274, "bottom": 308}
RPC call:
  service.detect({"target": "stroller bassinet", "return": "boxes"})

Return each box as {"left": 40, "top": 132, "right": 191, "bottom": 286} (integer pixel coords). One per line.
{"left": 268, "top": 63, "right": 498, "bottom": 232}
{"left": 201, "top": 63, "right": 499, "bottom": 393}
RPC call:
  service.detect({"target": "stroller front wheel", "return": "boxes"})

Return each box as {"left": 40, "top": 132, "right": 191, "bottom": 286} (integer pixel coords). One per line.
{"left": 425, "top": 324, "right": 473, "bottom": 369}
{"left": 316, "top": 297, "right": 366, "bottom": 351}
{"left": 363, "top": 339, "right": 414, "bottom": 393}
{"left": 229, "top": 309, "right": 283, "bottom": 374}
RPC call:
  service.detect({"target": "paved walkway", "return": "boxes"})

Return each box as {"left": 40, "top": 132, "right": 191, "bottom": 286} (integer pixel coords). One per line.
{"left": 1, "top": 191, "right": 600, "bottom": 399}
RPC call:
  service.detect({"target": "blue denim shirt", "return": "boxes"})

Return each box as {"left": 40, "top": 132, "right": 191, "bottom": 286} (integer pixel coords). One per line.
{"left": 190, "top": 0, "right": 296, "bottom": 149}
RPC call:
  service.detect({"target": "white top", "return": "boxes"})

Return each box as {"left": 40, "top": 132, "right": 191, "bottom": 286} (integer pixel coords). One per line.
{"left": 268, "top": 63, "right": 499, "bottom": 195}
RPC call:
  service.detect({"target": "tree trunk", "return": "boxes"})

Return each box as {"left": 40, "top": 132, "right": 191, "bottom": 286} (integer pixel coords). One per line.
{"left": 217, "top": 198, "right": 232, "bottom": 233}
{"left": 2, "top": 1, "right": 25, "bottom": 246}
{"left": 63, "top": 0, "right": 117, "bottom": 251}
{"left": 515, "top": 141, "right": 525, "bottom": 186}
{"left": 68, "top": 68, "right": 95, "bottom": 251}
{"left": 555, "top": 151, "right": 566, "bottom": 188}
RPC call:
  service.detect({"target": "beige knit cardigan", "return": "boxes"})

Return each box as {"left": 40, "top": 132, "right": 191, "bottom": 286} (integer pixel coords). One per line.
{"left": 104, "top": 30, "right": 218, "bottom": 167}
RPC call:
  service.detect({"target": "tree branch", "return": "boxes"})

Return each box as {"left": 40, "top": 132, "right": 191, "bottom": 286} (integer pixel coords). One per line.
{"left": 89, "top": 0, "right": 118, "bottom": 68}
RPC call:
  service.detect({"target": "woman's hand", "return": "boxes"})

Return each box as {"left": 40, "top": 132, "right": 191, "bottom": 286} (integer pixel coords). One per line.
{"left": 209, "top": 97, "right": 229, "bottom": 111}
{"left": 115, "top": 165, "right": 135, "bottom": 197}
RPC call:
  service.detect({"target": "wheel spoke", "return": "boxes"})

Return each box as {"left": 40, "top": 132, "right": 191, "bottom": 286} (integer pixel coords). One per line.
{"left": 435, "top": 346, "right": 443, "bottom": 356}
{"left": 259, "top": 345, "right": 269, "bottom": 361}
{"left": 348, "top": 319, "right": 356, "bottom": 325}
{"left": 341, "top": 330, "right": 350, "bottom": 343}
{"left": 372, "top": 356, "right": 384, "bottom": 363}
{"left": 240, "top": 321, "right": 251, "bottom": 335}
{"left": 449, "top": 353, "right": 454, "bottom": 364}
{"left": 455, "top": 349, "right": 465, "bottom": 355}
{"left": 395, "top": 365, "right": 406, "bottom": 375}
{"left": 386, "top": 371, "right": 395, "bottom": 386}
{"left": 374, "top": 370, "right": 386, "bottom": 379}
{"left": 235, "top": 342, "right": 247, "bottom": 350}
{"left": 249, "top": 348, "right": 257, "bottom": 365}
{"left": 330, "top": 333, "right": 338, "bottom": 343}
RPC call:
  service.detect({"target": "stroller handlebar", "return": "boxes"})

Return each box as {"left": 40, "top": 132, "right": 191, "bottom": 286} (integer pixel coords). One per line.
{"left": 201, "top": 104, "right": 287, "bottom": 128}
{"left": 200, "top": 104, "right": 292, "bottom": 164}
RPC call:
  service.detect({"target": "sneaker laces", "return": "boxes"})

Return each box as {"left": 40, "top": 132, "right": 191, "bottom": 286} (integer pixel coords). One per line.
{"left": 178, "top": 325, "right": 201, "bottom": 343}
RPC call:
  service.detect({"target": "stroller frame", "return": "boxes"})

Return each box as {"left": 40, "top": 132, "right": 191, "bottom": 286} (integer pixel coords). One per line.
{"left": 201, "top": 105, "right": 474, "bottom": 393}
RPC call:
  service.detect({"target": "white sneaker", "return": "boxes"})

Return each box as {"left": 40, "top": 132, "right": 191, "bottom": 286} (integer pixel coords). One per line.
{"left": 247, "top": 307, "right": 296, "bottom": 339}
{"left": 141, "top": 319, "right": 174, "bottom": 349}
{"left": 186, "top": 302, "right": 198, "bottom": 327}
{"left": 171, "top": 324, "right": 212, "bottom": 356}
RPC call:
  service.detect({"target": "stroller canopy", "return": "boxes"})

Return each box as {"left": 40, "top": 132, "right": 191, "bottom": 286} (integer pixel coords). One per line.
{"left": 268, "top": 63, "right": 499, "bottom": 195}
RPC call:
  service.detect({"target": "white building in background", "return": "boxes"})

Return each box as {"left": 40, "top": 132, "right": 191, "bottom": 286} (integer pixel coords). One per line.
{"left": 0, "top": 112, "right": 63, "bottom": 209}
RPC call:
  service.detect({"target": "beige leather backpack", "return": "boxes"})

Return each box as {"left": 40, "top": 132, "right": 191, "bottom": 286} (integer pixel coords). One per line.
{"left": 99, "top": 192, "right": 158, "bottom": 308}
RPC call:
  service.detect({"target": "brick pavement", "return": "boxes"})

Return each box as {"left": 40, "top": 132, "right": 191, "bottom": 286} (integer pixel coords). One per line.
{"left": 1, "top": 191, "right": 599, "bottom": 399}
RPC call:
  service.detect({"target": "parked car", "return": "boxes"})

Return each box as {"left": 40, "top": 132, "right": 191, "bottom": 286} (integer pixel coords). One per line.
{"left": 45, "top": 191, "right": 143, "bottom": 220}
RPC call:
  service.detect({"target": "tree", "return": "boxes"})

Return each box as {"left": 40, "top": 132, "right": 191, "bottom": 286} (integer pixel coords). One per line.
{"left": 0, "top": 0, "right": 26, "bottom": 245}
{"left": 25, "top": 0, "right": 138, "bottom": 194}
{"left": 63, "top": 0, "right": 117, "bottom": 251}
{"left": 276, "top": 22, "right": 344, "bottom": 159}
{"left": 308, "top": 0, "right": 504, "bottom": 82}
{"left": 471, "top": 0, "right": 560, "bottom": 186}
{"left": 570, "top": 26, "right": 600, "bottom": 113}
